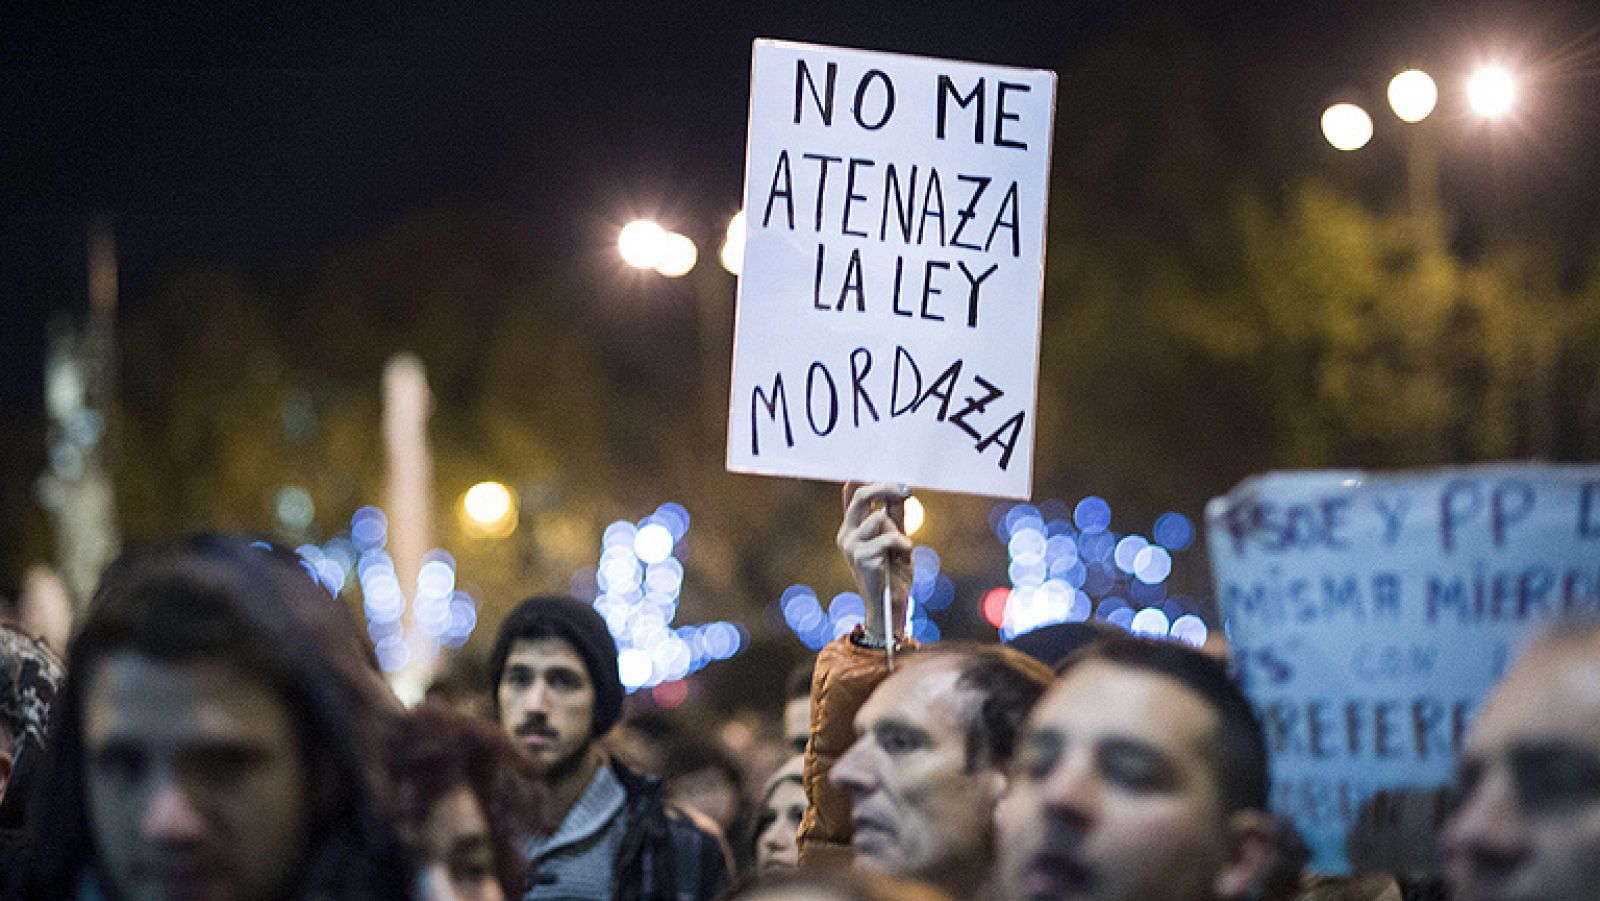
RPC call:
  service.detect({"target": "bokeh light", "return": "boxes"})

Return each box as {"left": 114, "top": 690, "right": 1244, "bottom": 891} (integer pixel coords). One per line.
{"left": 993, "top": 495, "right": 1205, "bottom": 646}
{"left": 633, "top": 522, "right": 675, "bottom": 564}
{"left": 461, "top": 481, "right": 517, "bottom": 538}
{"left": 275, "top": 485, "right": 315, "bottom": 531}
{"left": 1073, "top": 497, "right": 1112, "bottom": 533}
{"left": 1322, "top": 103, "right": 1374, "bottom": 151}
{"left": 981, "top": 588, "right": 1010, "bottom": 628}
{"left": 1152, "top": 512, "right": 1194, "bottom": 551}
{"left": 588, "top": 502, "right": 742, "bottom": 691}
{"left": 352, "top": 506, "right": 388, "bottom": 550}
{"left": 1133, "top": 545, "right": 1173, "bottom": 584}
{"left": 618, "top": 648, "right": 653, "bottom": 689}
{"left": 619, "top": 219, "right": 666, "bottom": 269}
{"left": 1170, "top": 615, "right": 1210, "bottom": 648}
{"left": 1387, "top": 69, "right": 1437, "bottom": 123}
{"left": 720, "top": 211, "right": 746, "bottom": 275}
{"left": 1130, "top": 606, "right": 1171, "bottom": 638}
{"left": 652, "top": 680, "right": 689, "bottom": 708}
{"left": 655, "top": 232, "right": 698, "bottom": 278}
{"left": 904, "top": 496, "right": 926, "bottom": 536}
{"left": 1113, "top": 535, "right": 1150, "bottom": 573}
{"left": 1467, "top": 65, "right": 1515, "bottom": 118}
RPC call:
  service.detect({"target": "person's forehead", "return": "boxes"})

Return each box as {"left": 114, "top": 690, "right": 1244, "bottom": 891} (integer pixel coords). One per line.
{"left": 1034, "top": 658, "right": 1218, "bottom": 747}
{"left": 84, "top": 651, "right": 294, "bottom": 745}
{"left": 767, "top": 779, "right": 806, "bottom": 809}
{"left": 505, "top": 636, "right": 585, "bottom": 669}
{"left": 856, "top": 656, "right": 969, "bottom": 733}
{"left": 1473, "top": 643, "right": 1600, "bottom": 752}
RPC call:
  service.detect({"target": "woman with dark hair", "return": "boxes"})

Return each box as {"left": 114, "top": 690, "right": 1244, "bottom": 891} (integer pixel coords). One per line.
{"left": 750, "top": 755, "right": 805, "bottom": 878}
{"left": 388, "top": 702, "right": 544, "bottom": 901}
{"left": 7, "top": 533, "right": 413, "bottom": 901}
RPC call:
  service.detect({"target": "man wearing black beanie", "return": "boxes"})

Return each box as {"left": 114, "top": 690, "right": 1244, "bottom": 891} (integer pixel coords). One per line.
{"left": 489, "top": 595, "right": 729, "bottom": 900}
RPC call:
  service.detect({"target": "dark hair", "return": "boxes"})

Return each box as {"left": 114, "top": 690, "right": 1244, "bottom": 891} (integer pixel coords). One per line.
{"left": 487, "top": 594, "right": 623, "bottom": 737}
{"left": 621, "top": 709, "right": 679, "bottom": 744}
{"left": 784, "top": 657, "right": 816, "bottom": 701}
{"left": 1057, "top": 636, "right": 1270, "bottom": 813}
{"left": 744, "top": 758, "right": 804, "bottom": 876}
{"left": 664, "top": 740, "right": 744, "bottom": 794}
{"left": 13, "top": 534, "right": 411, "bottom": 900}
{"left": 1005, "top": 619, "right": 1123, "bottom": 668}
{"left": 919, "top": 643, "right": 1054, "bottom": 772}
{"left": 388, "top": 702, "right": 544, "bottom": 899}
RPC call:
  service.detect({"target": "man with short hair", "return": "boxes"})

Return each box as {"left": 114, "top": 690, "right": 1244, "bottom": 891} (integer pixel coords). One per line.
{"left": 801, "top": 483, "right": 1053, "bottom": 898}
{"left": 1443, "top": 623, "right": 1600, "bottom": 901}
{"left": 996, "top": 637, "right": 1275, "bottom": 901}
{"left": 10, "top": 534, "right": 411, "bottom": 901}
{"left": 488, "top": 594, "right": 729, "bottom": 900}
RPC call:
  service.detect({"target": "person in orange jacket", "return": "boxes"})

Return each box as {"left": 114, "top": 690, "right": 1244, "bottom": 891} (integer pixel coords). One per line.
{"left": 799, "top": 482, "right": 1051, "bottom": 899}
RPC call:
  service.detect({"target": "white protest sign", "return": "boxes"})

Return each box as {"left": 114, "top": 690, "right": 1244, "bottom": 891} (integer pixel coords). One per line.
{"left": 726, "top": 40, "right": 1056, "bottom": 499}
{"left": 1207, "top": 464, "right": 1600, "bottom": 873}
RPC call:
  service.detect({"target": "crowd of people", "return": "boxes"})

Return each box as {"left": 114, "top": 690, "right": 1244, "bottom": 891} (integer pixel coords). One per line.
{"left": 0, "top": 480, "right": 1595, "bottom": 900}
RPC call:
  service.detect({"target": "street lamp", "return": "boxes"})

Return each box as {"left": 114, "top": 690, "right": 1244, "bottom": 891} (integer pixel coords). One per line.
{"left": 617, "top": 215, "right": 737, "bottom": 435}
{"left": 460, "top": 481, "right": 517, "bottom": 539}
{"left": 1387, "top": 69, "right": 1438, "bottom": 123}
{"left": 1324, "top": 68, "right": 1448, "bottom": 217}
{"left": 904, "top": 496, "right": 926, "bottom": 536}
{"left": 719, "top": 211, "right": 746, "bottom": 276}
{"left": 618, "top": 219, "right": 699, "bottom": 279}
{"left": 1467, "top": 66, "right": 1515, "bottom": 119}
{"left": 1321, "top": 102, "right": 1374, "bottom": 151}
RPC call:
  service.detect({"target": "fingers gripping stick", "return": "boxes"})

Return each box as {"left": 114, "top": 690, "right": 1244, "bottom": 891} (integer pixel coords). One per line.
{"left": 838, "top": 481, "right": 913, "bottom": 671}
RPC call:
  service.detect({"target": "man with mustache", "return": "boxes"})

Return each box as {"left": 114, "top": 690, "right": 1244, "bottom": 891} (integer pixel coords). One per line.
{"left": 489, "top": 595, "right": 729, "bottom": 900}
{"left": 1442, "top": 623, "right": 1600, "bottom": 901}
{"left": 995, "top": 637, "right": 1275, "bottom": 901}
{"left": 801, "top": 483, "right": 1053, "bottom": 898}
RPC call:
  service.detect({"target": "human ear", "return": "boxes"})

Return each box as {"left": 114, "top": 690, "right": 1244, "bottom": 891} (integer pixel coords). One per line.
{"left": 1212, "top": 809, "right": 1276, "bottom": 900}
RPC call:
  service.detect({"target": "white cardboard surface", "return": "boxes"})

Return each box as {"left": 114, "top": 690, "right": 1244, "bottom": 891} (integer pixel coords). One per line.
{"left": 727, "top": 39, "right": 1056, "bottom": 499}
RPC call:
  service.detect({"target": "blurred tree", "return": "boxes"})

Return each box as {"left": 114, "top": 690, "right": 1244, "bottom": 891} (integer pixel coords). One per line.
{"left": 99, "top": 9, "right": 1600, "bottom": 654}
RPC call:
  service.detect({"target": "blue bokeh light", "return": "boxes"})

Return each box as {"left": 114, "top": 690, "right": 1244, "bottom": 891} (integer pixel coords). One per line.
{"left": 1073, "top": 497, "right": 1112, "bottom": 534}
{"left": 1130, "top": 606, "right": 1171, "bottom": 638}
{"left": 1170, "top": 614, "right": 1209, "bottom": 647}
{"left": 1152, "top": 512, "right": 1195, "bottom": 552}
{"left": 1113, "top": 535, "right": 1150, "bottom": 573}
{"left": 1133, "top": 545, "right": 1173, "bottom": 584}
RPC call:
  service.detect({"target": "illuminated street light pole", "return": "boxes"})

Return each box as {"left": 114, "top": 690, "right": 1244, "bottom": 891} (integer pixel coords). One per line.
{"left": 1387, "top": 69, "right": 1440, "bottom": 219}
{"left": 618, "top": 217, "right": 736, "bottom": 438}
{"left": 1320, "top": 102, "right": 1374, "bottom": 151}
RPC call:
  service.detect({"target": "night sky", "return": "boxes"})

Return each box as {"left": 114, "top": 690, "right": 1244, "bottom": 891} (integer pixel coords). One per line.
{"left": 5, "top": 1, "right": 1597, "bottom": 507}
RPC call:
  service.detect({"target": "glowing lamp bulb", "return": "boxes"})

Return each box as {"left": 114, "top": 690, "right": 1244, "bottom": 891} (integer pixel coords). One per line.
{"left": 1387, "top": 69, "right": 1437, "bottom": 123}
{"left": 1467, "top": 66, "right": 1515, "bottom": 119}
{"left": 1321, "top": 103, "right": 1374, "bottom": 151}
{"left": 720, "top": 210, "right": 746, "bottom": 276}
{"left": 655, "top": 232, "right": 698, "bottom": 278}
{"left": 461, "top": 481, "right": 517, "bottom": 538}
{"left": 619, "top": 220, "right": 666, "bottom": 269}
